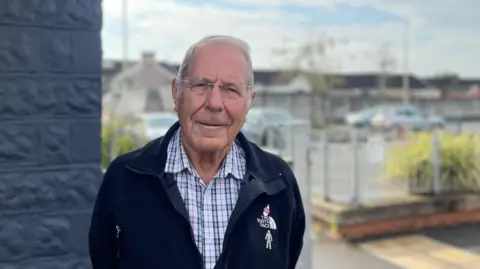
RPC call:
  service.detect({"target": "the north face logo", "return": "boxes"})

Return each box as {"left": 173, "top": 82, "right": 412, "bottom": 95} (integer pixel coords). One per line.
{"left": 257, "top": 205, "right": 277, "bottom": 230}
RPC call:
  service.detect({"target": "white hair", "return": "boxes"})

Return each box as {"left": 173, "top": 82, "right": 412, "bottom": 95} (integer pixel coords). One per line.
{"left": 175, "top": 35, "right": 254, "bottom": 106}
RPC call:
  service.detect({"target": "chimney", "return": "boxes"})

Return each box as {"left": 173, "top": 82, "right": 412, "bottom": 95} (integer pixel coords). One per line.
{"left": 141, "top": 51, "right": 156, "bottom": 65}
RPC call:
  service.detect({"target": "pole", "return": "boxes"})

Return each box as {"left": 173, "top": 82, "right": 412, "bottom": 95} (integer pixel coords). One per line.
{"left": 432, "top": 129, "right": 441, "bottom": 194}
{"left": 122, "top": 0, "right": 129, "bottom": 73}
{"left": 321, "top": 131, "right": 329, "bottom": 201}
{"left": 402, "top": 20, "right": 410, "bottom": 104}
{"left": 107, "top": 0, "right": 129, "bottom": 150}
{"left": 112, "top": 0, "right": 128, "bottom": 118}
{"left": 350, "top": 128, "right": 360, "bottom": 206}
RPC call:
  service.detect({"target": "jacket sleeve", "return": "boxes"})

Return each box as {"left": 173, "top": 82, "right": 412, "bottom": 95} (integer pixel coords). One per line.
{"left": 89, "top": 165, "right": 119, "bottom": 269}
{"left": 288, "top": 175, "right": 306, "bottom": 269}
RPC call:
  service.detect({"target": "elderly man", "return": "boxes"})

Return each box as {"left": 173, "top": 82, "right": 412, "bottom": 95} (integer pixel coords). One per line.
{"left": 89, "top": 35, "right": 305, "bottom": 269}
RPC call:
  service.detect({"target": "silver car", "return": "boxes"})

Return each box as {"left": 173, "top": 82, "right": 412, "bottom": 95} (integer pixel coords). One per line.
{"left": 241, "top": 107, "right": 295, "bottom": 147}
{"left": 131, "top": 112, "right": 178, "bottom": 140}
{"left": 367, "top": 104, "right": 445, "bottom": 133}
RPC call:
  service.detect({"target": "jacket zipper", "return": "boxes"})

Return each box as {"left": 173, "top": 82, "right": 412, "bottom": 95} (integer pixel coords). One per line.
{"left": 116, "top": 224, "right": 121, "bottom": 258}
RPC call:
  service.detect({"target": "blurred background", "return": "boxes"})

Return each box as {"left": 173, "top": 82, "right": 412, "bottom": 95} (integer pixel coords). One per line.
{"left": 1, "top": 1, "right": 480, "bottom": 269}
{"left": 102, "top": 1, "right": 480, "bottom": 269}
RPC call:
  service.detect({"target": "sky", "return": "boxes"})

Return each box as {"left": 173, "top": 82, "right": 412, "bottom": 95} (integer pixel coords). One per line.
{"left": 101, "top": 0, "right": 480, "bottom": 78}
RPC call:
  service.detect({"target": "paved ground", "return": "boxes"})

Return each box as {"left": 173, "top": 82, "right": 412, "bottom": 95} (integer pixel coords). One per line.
{"left": 424, "top": 224, "right": 480, "bottom": 254}
{"left": 312, "top": 224, "right": 480, "bottom": 269}
{"left": 359, "top": 232, "right": 480, "bottom": 269}
{"left": 312, "top": 235, "right": 401, "bottom": 269}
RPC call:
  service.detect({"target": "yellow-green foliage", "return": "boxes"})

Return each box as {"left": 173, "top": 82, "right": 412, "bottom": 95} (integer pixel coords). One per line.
{"left": 101, "top": 117, "right": 142, "bottom": 169}
{"left": 385, "top": 131, "right": 480, "bottom": 190}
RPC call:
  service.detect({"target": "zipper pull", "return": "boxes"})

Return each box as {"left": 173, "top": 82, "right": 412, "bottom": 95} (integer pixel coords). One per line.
{"left": 116, "top": 225, "right": 121, "bottom": 258}
{"left": 116, "top": 225, "right": 121, "bottom": 238}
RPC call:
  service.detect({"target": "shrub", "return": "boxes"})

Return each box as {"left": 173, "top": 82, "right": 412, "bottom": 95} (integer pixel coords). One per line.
{"left": 101, "top": 117, "right": 144, "bottom": 169}
{"left": 384, "top": 131, "right": 480, "bottom": 193}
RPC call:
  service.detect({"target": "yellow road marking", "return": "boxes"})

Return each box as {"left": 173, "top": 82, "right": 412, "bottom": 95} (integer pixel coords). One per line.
{"left": 359, "top": 235, "right": 480, "bottom": 269}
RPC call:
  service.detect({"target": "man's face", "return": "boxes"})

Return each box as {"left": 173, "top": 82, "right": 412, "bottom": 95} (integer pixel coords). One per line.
{"left": 172, "top": 43, "right": 255, "bottom": 153}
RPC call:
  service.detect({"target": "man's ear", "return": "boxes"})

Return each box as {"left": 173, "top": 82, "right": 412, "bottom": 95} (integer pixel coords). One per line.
{"left": 249, "top": 91, "right": 256, "bottom": 108}
{"left": 171, "top": 78, "right": 178, "bottom": 112}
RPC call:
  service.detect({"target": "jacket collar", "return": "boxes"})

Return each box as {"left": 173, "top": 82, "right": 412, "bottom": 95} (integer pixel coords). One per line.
{"left": 125, "top": 121, "right": 282, "bottom": 182}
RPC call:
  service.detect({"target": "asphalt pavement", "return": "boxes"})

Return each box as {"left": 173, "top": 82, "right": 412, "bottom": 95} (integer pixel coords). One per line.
{"left": 424, "top": 224, "right": 480, "bottom": 254}
{"left": 312, "top": 235, "right": 400, "bottom": 269}
{"left": 311, "top": 224, "right": 480, "bottom": 269}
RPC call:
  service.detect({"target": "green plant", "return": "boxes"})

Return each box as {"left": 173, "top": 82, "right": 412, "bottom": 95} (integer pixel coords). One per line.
{"left": 384, "top": 131, "right": 480, "bottom": 192}
{"left": 101, "top": 117, "right": 143, "bottom": 169}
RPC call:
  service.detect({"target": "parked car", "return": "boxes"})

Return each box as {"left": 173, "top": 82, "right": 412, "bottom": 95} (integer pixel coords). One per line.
{"left": 345, "top": 105, "right": 386, "bottom": 127}
{"left": 130, "top": 112, "right": 178, "bottom": 140}
{"left": 348, "top": 104, "right": 445, "bottom": 133}
{"left": 242, "top": 107, "right": 296, "bottom": 147}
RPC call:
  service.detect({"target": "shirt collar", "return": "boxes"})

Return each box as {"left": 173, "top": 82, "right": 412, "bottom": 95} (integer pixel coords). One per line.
{"left": 165, "top": 128, "right": 245, "bottom": 180}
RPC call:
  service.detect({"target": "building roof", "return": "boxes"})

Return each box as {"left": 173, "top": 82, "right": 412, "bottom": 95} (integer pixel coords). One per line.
{"left": 337, "top": 73, "right": 431, "bottom": 89}
{"left": 426, "top": 75, "right": 480, "bottom": 91}
{"left": 102, "top": 58, "right": 478, "bottom": 93}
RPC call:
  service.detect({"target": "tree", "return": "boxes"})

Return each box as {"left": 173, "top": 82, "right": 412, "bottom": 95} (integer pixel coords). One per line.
{"left": 271, "top": 32, "right": 346, "bottom": 126}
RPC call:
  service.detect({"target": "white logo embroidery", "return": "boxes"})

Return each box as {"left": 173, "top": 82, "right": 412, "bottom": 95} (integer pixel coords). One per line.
{"left": 265, "top": 230, "right": 273, "bottom": 249}
{"left": 257, "top": 205, "right": 277, "bottom": 230}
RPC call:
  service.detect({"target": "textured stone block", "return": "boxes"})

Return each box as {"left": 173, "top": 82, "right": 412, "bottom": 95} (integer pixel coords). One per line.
{"left": 0, "top": 77, "right": 39, "bottom": 118}
{"left": 62, "top": 79, "right": 102, "bottom": 115}
{"left": 0, "top": 219, "right": 29, "bottom": 261}
{"left": 0, "top": 76, "right": 101, "bottom": 119}
{"left": 0, "top": 167, "right": 101, "bottom": 212}
{"left": 40, "top": 122, "right": 70, "bottom": 165}
{"left": 0, "top": 0, "right": 102, "bottom": 31}
{"left": 0, "top": 122, "right": 39, "bottom": 167}
{"left": 0, "top": 257, "right": 91, "bottom": 269}
{"left": 0, "top": 210, "right": 94, "bottom": 262}
{"left": 0, "top": 120, "right": 101, "bottom": 167}
{"left": 69, "top": 120, "right": 102, "bottom": 164}
{"left": 0, "top": 28, "right": 101, "bottom": 74}
{"left": 42, "top": 30, "right": 101, "bottom": 74}
{"left": 0, "top": 28, "right": 39, "bottom": 72}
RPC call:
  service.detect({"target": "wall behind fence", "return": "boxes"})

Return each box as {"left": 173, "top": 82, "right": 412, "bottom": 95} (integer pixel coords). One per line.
{"left": 0, "top": 2, "right": 102, "bottom": 268}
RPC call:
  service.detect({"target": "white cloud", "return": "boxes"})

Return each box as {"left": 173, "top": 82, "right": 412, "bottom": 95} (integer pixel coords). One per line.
{"left": 101, "top": 0, "right": 480, "bottom": 77}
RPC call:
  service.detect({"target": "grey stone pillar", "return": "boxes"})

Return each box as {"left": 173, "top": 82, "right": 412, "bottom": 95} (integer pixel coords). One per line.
{"left": 0, "top": 1, "right": 102, "bottom": 268}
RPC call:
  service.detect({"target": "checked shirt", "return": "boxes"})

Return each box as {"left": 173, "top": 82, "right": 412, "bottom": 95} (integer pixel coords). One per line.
{"left": 165, "top": 129, "right": 246, "bottom": 269}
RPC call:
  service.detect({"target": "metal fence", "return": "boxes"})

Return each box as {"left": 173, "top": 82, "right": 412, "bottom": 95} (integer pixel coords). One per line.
{"left": 311, "top": 130, "right": 408, "bottom": 205}
{"left": 265, "top": 119, "right": 480, "bottom": 209}
{"left": 309, "top": 127, "right": 480, "bottom": 206}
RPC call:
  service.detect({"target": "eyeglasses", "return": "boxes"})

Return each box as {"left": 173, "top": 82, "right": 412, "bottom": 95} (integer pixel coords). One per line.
{"left": 179, "top": 78, "right": 251, "bottom": 100}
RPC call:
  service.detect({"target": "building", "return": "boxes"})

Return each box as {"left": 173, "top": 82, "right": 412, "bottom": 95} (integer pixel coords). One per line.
{"left": 101, "top": 52, "right": 479, "bottom": 117}
{"left": 102, "top": 52, "right": 179, "bottom": 117}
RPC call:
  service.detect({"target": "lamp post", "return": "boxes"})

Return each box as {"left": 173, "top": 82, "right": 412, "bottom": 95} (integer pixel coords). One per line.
{"left": 107, "top": 0, "right": 129, "bottom": 140}
{"left": 122, "top": 0, "right": 129, "bottom": 73}
{"left": 112, "top": 0, "right": 129, "bottom": 117}
{"left": 402, "top": 20, "right": 410, "bottom": 104}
